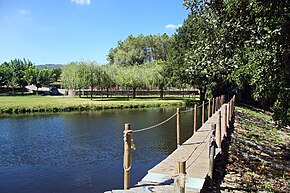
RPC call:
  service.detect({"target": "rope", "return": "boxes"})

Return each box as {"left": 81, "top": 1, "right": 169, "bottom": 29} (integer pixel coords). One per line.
{"left": 123, "top": 130, "right": 133, "bottom": 172}
{"left": 180, "top": 108, "right": 193, "bottom": 113}
{"left": 123, "top": 154, "right": 132, "bottom": 172}
{"left": 185, "top": 128, "right": 214, "bottom": 169}
{"left": 133, "top": 112, "right": 177, "bottom": 133}
{"left": 180, "top": 102, "right": 205, "bottom": 113}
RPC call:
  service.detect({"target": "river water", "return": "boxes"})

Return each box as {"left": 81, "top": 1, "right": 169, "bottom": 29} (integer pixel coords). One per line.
{"left": 0, "top": 108, "right": 202, "bottom": 193}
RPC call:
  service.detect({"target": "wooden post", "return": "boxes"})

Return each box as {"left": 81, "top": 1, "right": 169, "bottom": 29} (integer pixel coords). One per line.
{"left": 212, "top": 98, "right": 215, "bottom": 113}
{"left": 227, "top": 103, "right": 230, "bottom": 127}
{"left": 230, "top": 99, "right": 233, "bottom": 120}
{"left": 124, "top": 123, "right": 132, "bottom": 190}
{"left": 215, "top": 97, "right": 218, "bottom": 110}
{"left": 232, "top": 99, "right": 234, "bottom": 114}
{"left": 202, "top": 101, "right": 205, "bottom": 124}
{"left": 174, "top": 161, "right": 186, "bottom": 193}
{"left": 223, "top": 104, "right": 227, "bottom": 134}
{"left": 233, "top": 95, "right": 236, "bottom": 106}
{"left": 221, "top": 95, "right": 225, "bottom": 105}
{"left": 177, "top": 108, "right": 181, "bottom": 147}
{"left": 216, "top": 111, "right": 221, "bottom": 148}
{"left": 208, "top": 99, "right": 211, "bottom": 118}
{"left": 209, "top": 124, "right": 216, "bottom": 189}
{"left": 193, "top": 104, "right": 197, "bottom": 134}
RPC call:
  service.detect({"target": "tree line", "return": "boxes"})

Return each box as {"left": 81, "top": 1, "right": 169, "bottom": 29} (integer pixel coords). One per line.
{"left": 0, "top": 58, "right": 61, "bottom": 94}
{"left": 61, "top": 60, "right": 166, "bottom": 100}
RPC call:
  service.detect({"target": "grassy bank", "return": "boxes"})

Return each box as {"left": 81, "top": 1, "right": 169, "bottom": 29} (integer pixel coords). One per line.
{"left": 0, "top": 95, "right": 189, "bottom": 114}
{"left": 219, "top": 105, "right": 289, "bottom": 192}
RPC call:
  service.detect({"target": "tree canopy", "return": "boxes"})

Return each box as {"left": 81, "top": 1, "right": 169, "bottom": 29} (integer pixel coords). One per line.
{"left": 168, "top": 0, "right": 290, "bottom": 126}
{"left": 107, "top": 34, "right": 171, "bottom": 66}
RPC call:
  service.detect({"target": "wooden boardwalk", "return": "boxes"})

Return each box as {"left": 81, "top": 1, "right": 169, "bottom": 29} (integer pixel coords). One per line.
{"left": 106, "top": 103, "right": 229, "bottom": 193}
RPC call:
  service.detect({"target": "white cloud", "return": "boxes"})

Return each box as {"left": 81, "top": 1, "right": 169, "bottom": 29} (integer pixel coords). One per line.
{"left": 71, "top": 0, "right": 91, "bottom": 5}
{"left": 18, "top": 9, "right": 29, "bottom": 15}
{"left": 166, "top": 24, "right": 182, "bottom": 29}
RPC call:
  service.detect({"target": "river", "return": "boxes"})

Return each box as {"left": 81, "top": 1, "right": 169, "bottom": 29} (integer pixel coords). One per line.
{"left": 0, "top": 108, "right": 201, "bottom": 193}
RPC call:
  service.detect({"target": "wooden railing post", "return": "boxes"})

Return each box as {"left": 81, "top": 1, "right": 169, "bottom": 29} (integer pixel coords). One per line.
{"left": 193, "top": 104, "right": 197, "bottom": 134}
{"left": 216, "top": 110, "right": 221, "bottom": 148}
{"left": 202, "top": 101, "right": 205, "bottom": 124}
{"left": 212, "top": 98, "right": 215, "bottom": 114}
{"left": 227, "top": 101, "right": 230, "bottom": 127}
{"left": 208, "top": 99, "right": 211, "bottom": 118}
{"left": 221, "top": 95, "right": 225, "bottom": 105}
{"left": 177, "top": 108, "right": 181, "bottom": 147}
{"left": 223, "top": 104, "right": 227, "bottom": 134}
{"left": 209, "top": 124, "right": 216, "bottom": 189}
{"left": 124, "top": 123, "right": 132, "bottom": 190}
{"left": 232, "top": 95, "right": 236, "bottom": 115}
{"left": 174, "top": 161, "right": 186, "bottom": 193}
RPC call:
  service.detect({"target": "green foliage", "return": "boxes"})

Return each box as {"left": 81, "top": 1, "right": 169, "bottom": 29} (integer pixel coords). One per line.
{"left": 61, "top": 62, "right": 82, "bottom": 89}
{"left": 176, "top": 0, "right": 289, "bottom": 126}
{"left": 61, "top": 61, "right": 112, "bottom": 99}
{"left": 107, "top": 34, "right": 171, "bottom": 66}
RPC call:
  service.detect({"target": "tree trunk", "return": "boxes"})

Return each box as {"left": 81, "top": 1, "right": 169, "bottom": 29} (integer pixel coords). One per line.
{"left": 132, "top": 87, "right": 136, "bottom": 99}
{"left": 199, "top": 86, "right": 207, "bottom": 104}
{"left": 11, "top": 87, "right": 15, "bottom": 95}
{"left": 68, "top": 89, "right": 75, "bottom": 96}
{"left": 79, "top": 88, "right": 81, "bottom": 98}
{"left": 106, "top": 87, "right": 109, "bottom": 98}
{"left": 21, "top": 86, "right": 25, "bottom": 95}
{"left": 160, "top": 87, "right": 164, "bottom": 100}
{"left": 36, "top": 87, "right": 39, "bottom": 95}
{"left": 90, "top": 87, "right": 93, "bottom": 100}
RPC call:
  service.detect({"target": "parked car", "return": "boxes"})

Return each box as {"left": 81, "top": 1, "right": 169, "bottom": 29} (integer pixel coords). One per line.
{"left": 49, "top": 87, "right": 61, "bottom": 95}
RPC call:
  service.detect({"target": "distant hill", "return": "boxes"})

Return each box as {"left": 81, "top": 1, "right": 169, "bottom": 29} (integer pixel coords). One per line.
{"left": 37, "top": 64, "right": 65, "bottom": 69}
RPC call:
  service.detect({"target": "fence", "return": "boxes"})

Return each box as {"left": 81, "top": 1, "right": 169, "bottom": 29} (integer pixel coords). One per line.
{"left": 122, "top": 95, "right": 236, "bottom": 190}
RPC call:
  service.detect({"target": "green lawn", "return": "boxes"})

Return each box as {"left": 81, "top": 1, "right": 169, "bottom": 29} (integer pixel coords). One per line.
{"left": 0, "top": 95, "right": 189, "bottom": 114}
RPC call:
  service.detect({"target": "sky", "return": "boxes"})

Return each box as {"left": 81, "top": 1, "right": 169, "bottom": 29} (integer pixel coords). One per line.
{"left": 0, "top": 0, "right": 189, "bottom": 65}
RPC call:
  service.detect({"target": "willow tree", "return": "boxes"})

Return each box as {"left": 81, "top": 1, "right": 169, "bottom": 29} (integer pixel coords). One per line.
{"left": 115, "top": 65, "right": 148, "bottom": 99}
{"left": 61, "top": 62, "right": 82, "bottom": 96}
{"left": 100, "top": 64, "right": 117, "bottom": 97}
{"left": 78, "top": 62, "right": 102, "bottom": 100}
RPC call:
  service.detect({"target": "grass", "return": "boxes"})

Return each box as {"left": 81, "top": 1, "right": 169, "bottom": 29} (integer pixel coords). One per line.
{"left": 0, "top": 95, "right": 191, "bottom": 114}
{"left": 235, "top": 106, "right": 287, "bottom": 146}
{"left": 221, "top": 105, "right": 290, "bottom": 192}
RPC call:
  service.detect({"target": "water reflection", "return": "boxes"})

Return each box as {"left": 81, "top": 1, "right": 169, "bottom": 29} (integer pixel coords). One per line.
{"left": 0, "top": 108, "right": 198, "bottom": 193}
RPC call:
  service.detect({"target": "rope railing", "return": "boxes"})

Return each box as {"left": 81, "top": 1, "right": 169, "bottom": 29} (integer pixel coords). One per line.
{"left": 180, "top": 108, "right": 193, "bottom": 113}
{"left": 122, "top": 94, "right": 236, "bottom": 190}
{"left": 184, "top": 126, "right": 213, "bottom": 168}
{"left": 132, "top": 112, "right": 177, "bottom": 133}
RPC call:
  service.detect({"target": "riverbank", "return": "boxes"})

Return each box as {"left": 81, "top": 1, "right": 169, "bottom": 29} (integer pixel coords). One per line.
{"left": 217, "top": 105, "right": 289, "bottom": 192}
{"left": 0, "top": 95, "right": 190, "bottom": 114}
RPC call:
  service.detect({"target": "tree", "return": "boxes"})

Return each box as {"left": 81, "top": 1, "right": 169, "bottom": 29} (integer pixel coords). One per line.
{"left": 100, "top": 64, "right": 117, "bottom": 97}
{"left": 50, "top": 68, "right": 62, "bottom": 82}
{"left": 115, "top": 65, "right": 147, "bottom": 98}
{"left": 61, "top": 62, "right": 82, "bottom": 96}
{"left": 78, "top": 62, "right": 102, "bottom": 100}
{"left": 107, "top": 34, "right": 171, "bottom": 66}
{"left": 145, "top": 60, "right": 169, "bottom": 99}
{"left": 181, "top": 0, "right": 290, "bottom": 126}
{"left": 0, "top": 62, "right": 10, "bottom": 90}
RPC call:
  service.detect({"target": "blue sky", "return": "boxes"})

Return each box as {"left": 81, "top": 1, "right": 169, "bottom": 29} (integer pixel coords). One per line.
{"left": 0, "top": 0, "right": 189, "bottom": 65}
